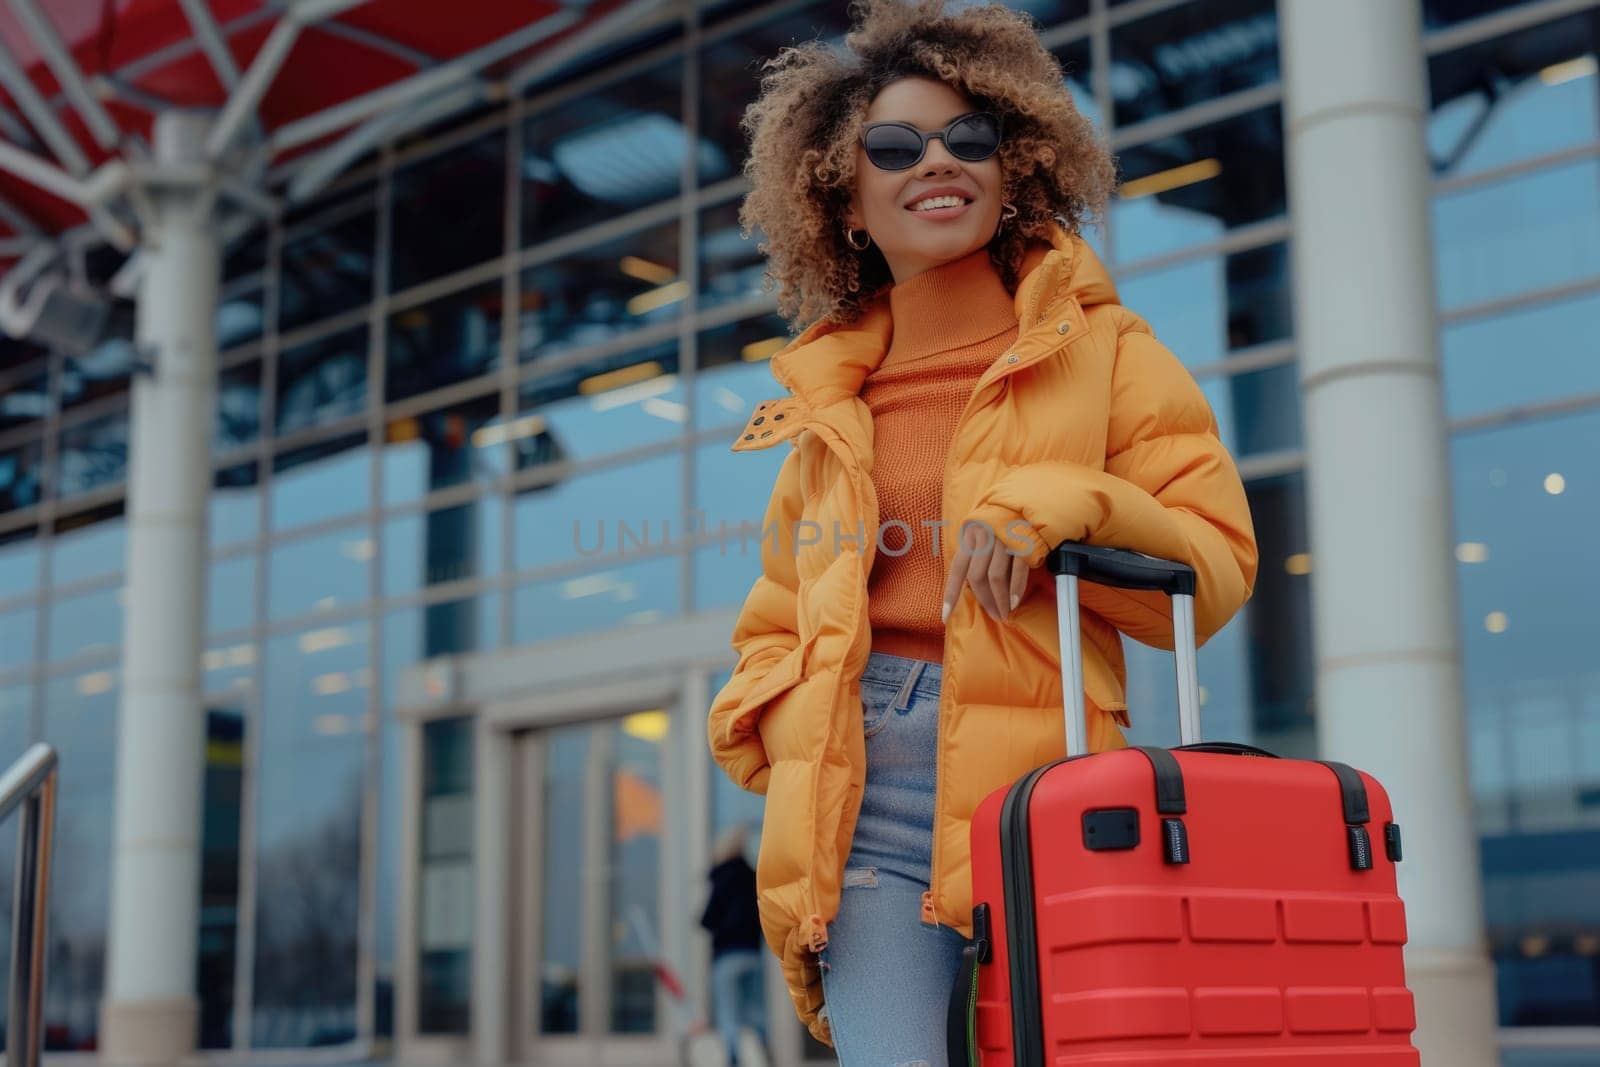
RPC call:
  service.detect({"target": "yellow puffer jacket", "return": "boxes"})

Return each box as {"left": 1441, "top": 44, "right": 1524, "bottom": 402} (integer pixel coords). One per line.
{"left": 706, "top": 221, "right": 1258, "bottom": 1042}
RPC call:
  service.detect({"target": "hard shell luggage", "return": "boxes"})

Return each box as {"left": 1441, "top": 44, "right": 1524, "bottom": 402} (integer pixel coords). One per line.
{"left": 950, "top": 543, "right": 1419, "bottom": 1066}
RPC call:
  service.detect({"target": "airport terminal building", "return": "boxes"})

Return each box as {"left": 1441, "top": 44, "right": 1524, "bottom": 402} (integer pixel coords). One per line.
{"left": 0, "top": 0, "right": 1595, "bottom": 1063}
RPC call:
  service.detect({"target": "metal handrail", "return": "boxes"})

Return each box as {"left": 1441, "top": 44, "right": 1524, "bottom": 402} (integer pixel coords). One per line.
{"left": 0, "top": 744, "right": 57, "bottom": 1067}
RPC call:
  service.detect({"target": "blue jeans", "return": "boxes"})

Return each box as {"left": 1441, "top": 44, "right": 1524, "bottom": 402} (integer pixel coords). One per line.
{"left": 711, "top": 948, "right": 767, "bottom": 1062}
{"left": 820, "top": 651, "right": 970, "bottom": 1066}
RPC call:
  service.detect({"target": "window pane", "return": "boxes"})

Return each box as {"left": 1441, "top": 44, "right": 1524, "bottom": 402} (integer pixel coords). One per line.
{"left": 1429, "top": 17, "right": 1600, "bottom": 181}
{"left": 0, "top": 528, "right": 39, "bottom": 599}
{"left": 1421, "top": 0, "right": 1567, "bottom": 32}
{"left": 204, "top": 640, "right": 257, "bottom": 695}
{"left": 1434, "top": 157, "right": 1600, "bottom": 312}
{"left": 514, "top": 454, "right": 682, "bottom": 573}
{"left": 1126, "top": 471, "right": 1313, "bottom": 755}
{"left": 268, "top": 527, "right": 371, "bottom": 622}
{"left": 1114, "top": 241, "right": 1293, "bottom": 368}
{"left": 198, "top": 704, "right": 246, "bottom": 1048}
{"left": 518, "top": 341, "right": 685, "bottom": 465}
{"left": 279, "top": 192, "right": 376, "bottom": 333}
{"left": 520, "top": 220, "right": 682, "bottom": 362}
{"left": 694, "top": 315, "right": 791, "bottom": 430}
{"left": 0, "top": 682, "right": 31, "bottom": 769}
{"left": 1112, "top": 106, "right": 1285, "bottom": 264}
{"left": 1109, "top": 0, "right": 1279, "bottom": 128}
{"left": 271, "top": 433, "right": 368, "bottom": 531}
{"left": 0, "top": 365, "right": 48, "bottom": 435}
{"left": 698, "top": 198, "right": 766, "bottom": 311}
{"left": 419, "top": 716, "right": 473, "bottom": 1034}
{"left": 253, "top": 623, "right": 368, "bottom": 1047}
{"left": 513, "top": 556, "right": 682, "bottom": 645}
{"left": 209, "top": 554, "right": 256, "bottom": 635}
{"left": 58, "top": 407, "right": 129, "bottom": 498}
{"left": 217, "top": 359, "right": 262, "bottom": 457}
{"left": 1201, "top": 362, "right": 1301, "bottom": 457}
{"left": 383, "top": 498, "right": 501, "bottom": 598}
{"left": 276, "top": 326, "right": 368, "bottom": 435}
{"left": 540, "top": 724, "right": 589, "bottom": 1033}
{"left": 1443, "top": 290, "right": 1600, "bottom": 420}
{"left": 61, "top": 324, "right": 135, "bottom": 411}
{"left": 392, "top": 133, "right": 506, "bottom": 292}
{"left": 699, "top": 12, "right": 846, "bottom": 187}
{"left": 51, "top": 506, "right": 125, "bottom": 585}
{"left": 213, "top": 463, "right": 261, "bottom": 548}
{"left": 1452, "top": 409, "right": 1600, "bottom": 1027}
{"left": 0, "top": 439, "right": 44, "bottom": 515}
{"left": 0, "top": 605, "right": 35, "bottom": 671}
{"left": 523, "top": 60, "right": 684, "bottom": 241}
{"left": 1053, "top": 35, "right": 1097, "bottom": 123}
{"left": 383, "top": 395, "right": 506, "bottom": 505}
{"left": 692, "top": 439, "right": 787, "bottom": 613}
{"left": 387, "top": 283, "right": 502, "bottom": 403}
{"left": 43, "top": 669, "right": 119, "bottom": 1051}
{"left": 218, "top": 279, "right": 265, "bottom": 351}
{"left": 47, "top": 584, "right": 122, "bottom": 662}
{"left": 610, "top": 716, "right": 663, "bottom": 1033}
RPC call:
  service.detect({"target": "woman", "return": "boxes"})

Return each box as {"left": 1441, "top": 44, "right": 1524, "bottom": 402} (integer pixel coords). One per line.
{"left": 706, "top": 0, "right": 1258, "bottom": 1061}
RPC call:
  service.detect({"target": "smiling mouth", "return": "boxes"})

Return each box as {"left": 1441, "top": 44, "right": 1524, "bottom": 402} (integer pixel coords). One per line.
{"left": 906, "top": 196, "right": 973, "bottom": 212}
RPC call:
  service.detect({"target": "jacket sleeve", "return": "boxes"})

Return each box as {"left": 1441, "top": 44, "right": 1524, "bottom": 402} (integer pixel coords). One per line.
{"left": 963, "top": 310, "right": 1259, "bottom": 648}
{"left": 706, "top": 445, "right": 806, "bottom": 793}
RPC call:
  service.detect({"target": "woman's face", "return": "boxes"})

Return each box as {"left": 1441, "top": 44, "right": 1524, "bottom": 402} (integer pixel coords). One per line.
{"left": 845, "top": 76, "right": 1005, "bottom": 285}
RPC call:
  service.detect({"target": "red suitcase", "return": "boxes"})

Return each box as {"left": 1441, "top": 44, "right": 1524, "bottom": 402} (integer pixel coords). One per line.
{"left": 950, "top": 543, "right": 1419, "bottom": 1066}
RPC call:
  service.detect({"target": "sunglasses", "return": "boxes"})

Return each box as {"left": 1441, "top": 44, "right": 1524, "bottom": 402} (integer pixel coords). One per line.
{"left": 859, "top": 111, "right": 1003, "bottom": 171}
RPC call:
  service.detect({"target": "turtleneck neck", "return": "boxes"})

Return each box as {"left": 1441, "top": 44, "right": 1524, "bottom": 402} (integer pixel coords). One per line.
{"left": 883, "top": 244, "right": 1018, "bottom": 367}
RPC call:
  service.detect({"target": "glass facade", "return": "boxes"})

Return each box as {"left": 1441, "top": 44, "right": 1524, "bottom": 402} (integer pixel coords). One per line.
{"left": 0, "top": 0, "right": 1593, "bottom": 1056}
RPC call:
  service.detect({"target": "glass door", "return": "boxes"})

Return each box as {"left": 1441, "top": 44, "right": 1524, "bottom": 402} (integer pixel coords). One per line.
{"left": 516, "top": 711, "right": 673, "bottom": 1064}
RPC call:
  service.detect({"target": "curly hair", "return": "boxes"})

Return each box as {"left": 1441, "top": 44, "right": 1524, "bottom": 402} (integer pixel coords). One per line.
{"left": 736, "top": 0, "right": 1116, "bottom": 330}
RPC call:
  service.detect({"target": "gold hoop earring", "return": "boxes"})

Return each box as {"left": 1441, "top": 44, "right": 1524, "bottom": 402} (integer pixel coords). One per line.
{"left": 845, "top": 225, "right": 871, "bottom": 251}
{"left": 999, "top": 200, "right": 1018, "bottom": 224}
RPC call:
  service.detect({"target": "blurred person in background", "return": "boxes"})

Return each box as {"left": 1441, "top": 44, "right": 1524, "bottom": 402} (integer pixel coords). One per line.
{"left": 700, "top": 823, "right": 769, "bottom": 1063}
{"left": 706, "top": 0, "right": 1256, "bottom": 1061}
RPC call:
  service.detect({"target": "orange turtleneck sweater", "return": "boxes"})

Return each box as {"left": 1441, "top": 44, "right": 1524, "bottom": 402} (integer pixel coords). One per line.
{"left": 864, "top": 245, "right": 1020, "bottom": 664}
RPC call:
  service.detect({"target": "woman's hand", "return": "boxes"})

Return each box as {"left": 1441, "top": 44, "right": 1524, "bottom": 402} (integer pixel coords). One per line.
{"left": 941, "top": 519, "right": 1031, "bottom": 625}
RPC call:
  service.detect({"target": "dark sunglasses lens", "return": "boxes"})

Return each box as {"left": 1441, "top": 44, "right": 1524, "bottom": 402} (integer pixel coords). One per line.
{"left": 946, "top": 114, "right": 1000, "bottom": 160}
{"left": 864, "top": 125, "right": 924, "bottom": 170}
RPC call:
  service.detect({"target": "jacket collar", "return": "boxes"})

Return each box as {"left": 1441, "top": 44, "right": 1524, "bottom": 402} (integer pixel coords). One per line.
{"left": 765, "top": 220, "right": 1119, "bottom": 409}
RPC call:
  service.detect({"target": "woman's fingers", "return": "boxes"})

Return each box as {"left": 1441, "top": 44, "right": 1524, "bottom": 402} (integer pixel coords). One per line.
{"left": 987, "top": 539, "right": 1012, "bottom": 620}
{"left": 1009, "top": 552, "right": 1029, "bottom": 615}
{"left": 967, "top": 538, "right": 1000, "bottom": 621}
{"left": 942, "top": 522, "right": 1032, "bottom": 625}
{"left": 940, "top": 538, "right": 970, "bottom": 624}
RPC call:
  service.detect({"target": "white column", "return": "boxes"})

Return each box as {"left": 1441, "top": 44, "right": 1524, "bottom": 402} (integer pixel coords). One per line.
{"left": 101, "top": 111, "right": 217, "bottom": 1066}
{"left": 1279, "top": 2, "right": 1500, "bottom": 1063}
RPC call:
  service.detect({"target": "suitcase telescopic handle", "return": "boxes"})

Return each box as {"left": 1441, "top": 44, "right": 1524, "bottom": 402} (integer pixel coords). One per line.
{"left": 1046, "top": 542, "right": 1203, "bottom": 756}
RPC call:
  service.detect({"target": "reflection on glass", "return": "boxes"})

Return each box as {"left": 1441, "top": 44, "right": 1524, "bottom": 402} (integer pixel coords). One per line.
{"left": 383, "top": 395, "right": 506, "bottom": 504}
{"left": 1112, "top": 106, "right": 1284, "bottom": 264}
{"left": 1420, "top": 0, "right": 1569, "bottom": 31}
{"left": 0, "top": 528, "right": 39, "bottom": 599}
{"left": 1452, "top": 409, "right": 1600, "bottom": 1027}
{"left": 1053, "top": 36, "right": 1096, "bottom": 120}
{"left": 218, "top": 280, "right": 265, "bottom": 351}
{"left": 0, "top": 682, "right": 31, "bottom": 769}
{"left": 692, "top": 440, "right": 787, "bottom": 613}
{"left": 1109, "top": 0, "right": 1278, "bottom": 128}
{"left": 268, "top": 526, "right": 372, "bottom": 622}
{"left": 1114, "top": 242, "right": 1292, "bottom": 367}
{"left": 0, "top": 366, "right": 48, "bottom": 434}
{"left": 1200, "top": 362, "right": 1301, "bottom": 457}
{"left": 61, "top": 318, "right": 135, "bottom": 410}
{"left": 514, "top": 454, "right": 682, "bottom": 572}
{"left": 541, "top": 724, "right": 589, "bottom": 1033}
{"left": 42, "top": 669, "right": 118, "bottom": 1050}
{"left": 419, "top": 717, "right": 473, "bottom": 1034}
{"left": 198, "top": 706, "right": 245, "bottom": 1049}
{"left": 383, "top": 497, "right": 501, "bottom": 598}
{"left": 1434, "top": 157, "right": 1600, "bottom": 312}
{"left": 47, "top": 584, "right": 122, "bottom": 662}
{"left": 387, "top": 283, "right": 502, "bottom": 403}
{"left": 513, "top": 556, "right": 682, "bottom": 646}
{"left": 0, "top": 606, "right": 35, "bottom": 671}
{"left": 275, "top": 326, "right": 368, "bottom": 435}
{"left": 1443, "top": 290, "right": 1600, "bottom": 420}
{"left": 1429, "top": 21, "right": 1600, "bottom": 181}
{"left": 217, "top": 359, "right": 262, "bottom": 456}
{"left": 204, "top": 639, "right": 257, "bottom": 695}
{"left": 209, "top": 554, "right": 256, "bottom": 635}
{"left": 693, "top": 316, "right": 792, "bottom": 430}
{"left": 524, "top": 61, "right": 686, "bottom": 240}
{"left": 610, "top": 715, "right": 663, "bottom": 1033}
{"left": 517, "top": 341, "right": 685, "bottom": 464}
{"left": 51, "top": 505, "right": 125, "bottom": 585}
{"left": 279, "top": 193, "right": 376, "bottom": 332}
{"left": 393, "top": 133, "right": 507, "bottom": 292}
{"left": 58, "top": 407, "right": 130, "bottom": 498}
{"left": 520, "top": 221, "right": 682, "bottom": 361}
{"left": 271, "top": 433, "right": 368, "bottom": 531}
{"left": 0, "top": 439, "right": 43, "bottom": 514}
{"left": 698, "top": 8, "right": 849, "bottom": 186}
{"left": 698, "top": 198, "right": 768, "bottom": 310}
{"left": 253, "top": 624, "right": 369, "bottom": 1047}
{"left": 212, "top": 463, "right": 261, "bottom": 547}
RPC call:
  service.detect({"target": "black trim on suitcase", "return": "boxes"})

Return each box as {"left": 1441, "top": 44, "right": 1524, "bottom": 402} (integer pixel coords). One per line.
{"left": 1131, "top": 746, "right": 1187, "bottom": 813}
{"left": 1318, "top": 760, "right": 1376, "bottom": 870}
{"left": 1001, "top": 762, "right": 1058, "bottom": 1067}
